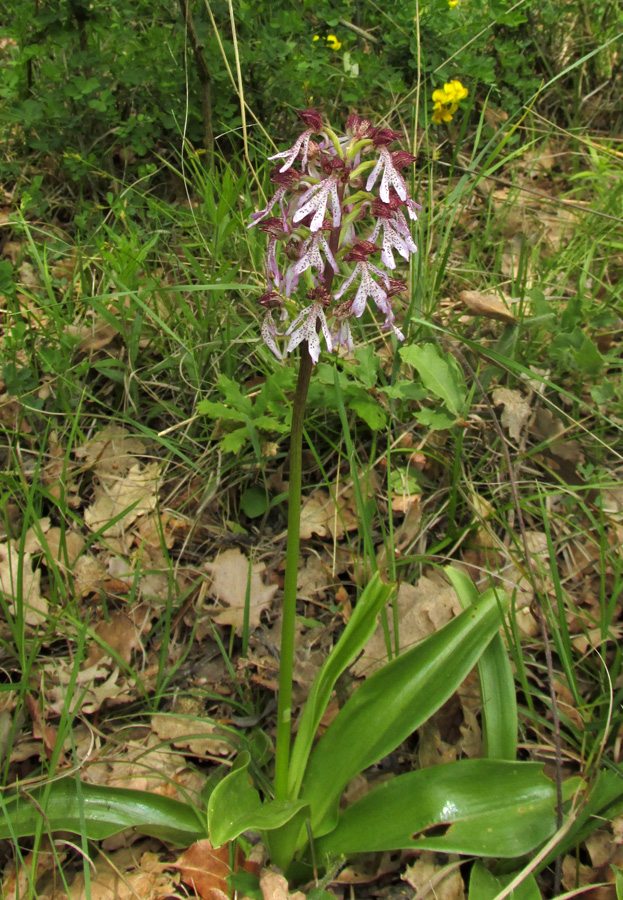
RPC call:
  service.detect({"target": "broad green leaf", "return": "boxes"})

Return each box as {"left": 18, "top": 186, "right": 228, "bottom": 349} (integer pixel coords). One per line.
{"left": 445, "top": 566, "right": 517, "bottom": 760}
{"left": 400, "top": 343, "right": 467, "bottom": 415}
{"left": 208, "top": 753, "right": 306, "bottom": 848}
{"left": 240, "top": 487, "right": 269, "bottom": 518}
{"left": 301, "top": 587, "right": 509, "bottom": 837}
{"left": 469, "top": 861, "right": 542, "bottom": 900}
{"left": 348, "top": 398, "right": 387, "bottom": 430}
{"left": 288, "top": 573, "right": 394, "bottom": 798}
{"left": 315, "top": 760, "right": 557, "bottom": 858}
{"left": 0, "top": 779, "right": 205, "bottom": 845}
{"left": 415, "top": 407, "right": 457, "bottom": 430}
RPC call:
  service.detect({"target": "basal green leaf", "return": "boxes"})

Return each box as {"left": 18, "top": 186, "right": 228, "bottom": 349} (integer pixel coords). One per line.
{"left": 288, "top": 573, "right": 394, "bottom": 798}
{"left": 445, "top": 566, "right": 517, "bottom": 760}
{"left": 0, "top": 778, "right": 205, "bottom": 845}
{"left": 301, "top": 587, "right": 509, "bottom": 837}
{"left": 208, "top": 754, "right": 306, "bottom": 848}
{"left": 316, "top": 760, "right": 557, "bottom": 858}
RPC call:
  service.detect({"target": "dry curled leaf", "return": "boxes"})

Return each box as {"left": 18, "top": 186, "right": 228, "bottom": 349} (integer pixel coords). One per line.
{"left": 205, "top": 548, "right": 278, "bottom": 634}
{"left": 0, "top": 542, "right": 47, "bottom": 626}
{"left": 353, "top": 570, "right": 462, "bottom": 677}
{"left": 84, "top": 462, "right": 160, "bottom": 537}
{"left": 300, "top": 488, "right": 357, "bottom": 539}
{"left": 459, "top": 290, "right": 516, "bottom": 324}
{"left": 492, "top": 386, "right": 532, "bottom": 441}
{"left": 176, "top": 839, "right": 258, "bottom": 900}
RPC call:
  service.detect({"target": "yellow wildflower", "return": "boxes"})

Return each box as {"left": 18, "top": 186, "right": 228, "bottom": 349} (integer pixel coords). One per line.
{"left": 448, "top": 0, "right": 459, "bottom": 7}
{"left": 313, "top": 35, "right": 320, "bottom": 41}
{"left": 432, "top": 103, "right": 455, "bottom": 124}
{"left": 431, "top": 79, "right": 468, "bottom": 124}
{"left": 326, "top": 34, "right": 342, "bottom": 50}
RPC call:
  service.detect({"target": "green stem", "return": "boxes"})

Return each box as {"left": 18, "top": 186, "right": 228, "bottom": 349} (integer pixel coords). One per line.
{"left": 273, "top": 189, "right": 343, "bottom": 804}
{"left": 274, "top": 342, "right": 314, "bottom": 801}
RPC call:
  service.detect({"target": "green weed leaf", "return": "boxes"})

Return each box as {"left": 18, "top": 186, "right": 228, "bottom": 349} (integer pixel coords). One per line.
{"left": 400, "top": 343, "right": 467, "bottom": 415}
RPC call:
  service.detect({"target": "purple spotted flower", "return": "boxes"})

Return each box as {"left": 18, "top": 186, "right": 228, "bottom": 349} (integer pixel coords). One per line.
{"left": 249, "top": 110, "right": 420, "bottom": 362}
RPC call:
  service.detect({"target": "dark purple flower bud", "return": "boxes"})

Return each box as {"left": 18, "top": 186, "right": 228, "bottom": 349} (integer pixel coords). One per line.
{"left": 258, "top": 290, "right": 282, "bottom": 309}
{"left": 343, "top": 240, "right": 380, "bottom": 262}
{"left": 320, "top": 154, "right": 346, "bottom": 176}
{"left": 270, "top": 167, "right": 301, "bottom": 188}
{"left": 346, "top": 114, "right": 374, "bottom": 139}
{"left": 296, "top": 108, "right": 324, "bottom": 131}
{"left": 370, "top": 199, "right": 394, "bottom": 219}
{"left": 391, "top": 150, "right": 417, "bottom": 170}
{"left": 258, "top": 217, "right": 286, "bottom": 236}
{"left": 306, "top": 285, "right": 332, "bottom": 307}
{"left": 386, "top": 279, "right": 408, "bottom": 297}
{"left": 372, "top": 128, "right": 403, "bottom": 147}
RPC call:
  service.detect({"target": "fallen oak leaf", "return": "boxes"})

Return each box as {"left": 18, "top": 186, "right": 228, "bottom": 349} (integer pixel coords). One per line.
{"left": 175, "top": 839, "right": 259, "bottom": 900}
{"left": 205, "top": 548, "right": 278, "bottom": 634}
{"left": 492, "top": 387, "right": 532, "bottom": 442}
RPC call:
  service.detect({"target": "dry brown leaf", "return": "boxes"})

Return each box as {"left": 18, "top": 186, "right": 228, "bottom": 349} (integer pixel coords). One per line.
{"left": 531, "top": 407, "right": 583, "bottom": 463}
{"left": 418, "top": 719, "right": 458, "bottom": 768}
{"left": 85, "top": 607, "right": 153, "bottom": 668}
{"left": 297, "top": 553, "right": 334, "bottom": 599}
{"left": 260, "top": 870, "right": 306, "bottom": 900}
{"left": 151, "top": 713, "right": 230, "bottom": 757}
{"left": 492, "top": 387, "right": 532, "bottom": 441}
{"left": 402, "top": 852, "right": 465, "bottom": 900}
{"left": 0, "top": 542, "right": 47, "bottom": 626}
{"left": 67, "top": 317, "right": 120, "bottom": 354}
{"left": 1, "top": 845, "right": 62, "bottom": 900}
{"left": 69, "top": 847, "right": 177, "bottom": 900}
{"left": 84, "top": 462, "right": 160, "bottom": 537}
{"left": 205, "top": 548, "right": 278, "bottom": 634}
{"left": 353, "top": 570, "right": 462, "bottom": 677}
{"left": 72, "top": 552, "right": 108, "bottom": 597}
{"left": 459, "top": 290, "right": 517, "bottom": 324}
{"left": 75, "top": 425, "right": 147, "bottom": 476}
{"left": 42, "top": 526, "right": 85, "bottom": 568}
{"left": 299, "top": 488, "right": 358, "bottom": 539}
{"left": 176, "top": 839, "right": 258, "bottom": 900}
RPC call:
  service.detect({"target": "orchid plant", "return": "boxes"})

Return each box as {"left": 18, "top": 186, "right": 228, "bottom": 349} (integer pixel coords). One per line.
{"left": 203, "top": 111, "right": 575, "bottom": 880}
{"left": 247, "top": 109, "right": 421, "bottom": 812}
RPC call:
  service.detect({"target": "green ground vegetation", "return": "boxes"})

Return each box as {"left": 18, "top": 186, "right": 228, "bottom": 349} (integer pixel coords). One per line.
{"left": 0, "top": 0, "right": 622, "bottom": 897}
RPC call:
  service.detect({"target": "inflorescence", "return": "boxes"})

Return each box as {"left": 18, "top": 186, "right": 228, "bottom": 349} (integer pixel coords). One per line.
{"left": 249, "top": 109, "right": 420, "bottom": 364}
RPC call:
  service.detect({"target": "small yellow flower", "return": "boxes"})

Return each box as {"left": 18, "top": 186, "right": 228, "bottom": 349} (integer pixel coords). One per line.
{"left": 448, "top": 0, "right": 459, "bottom": 7}
{"left": 313, "top": 35, "right": 320, "bottom": 41}
{"left": 446, "top": 79, "right": 468, "bottom": 101}
{"left": 431, "top": 80, "right": 468, "bottom": 124}
{"left": 432, "top": 103, "right": 455, "bottom": 124}
{"left": 326, "top": 34, "right": 342, "bottom": 50}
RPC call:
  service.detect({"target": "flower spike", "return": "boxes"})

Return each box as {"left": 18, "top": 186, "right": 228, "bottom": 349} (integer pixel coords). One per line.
{"left": 251, "top": 111, "right": 420, "bottom": 361}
